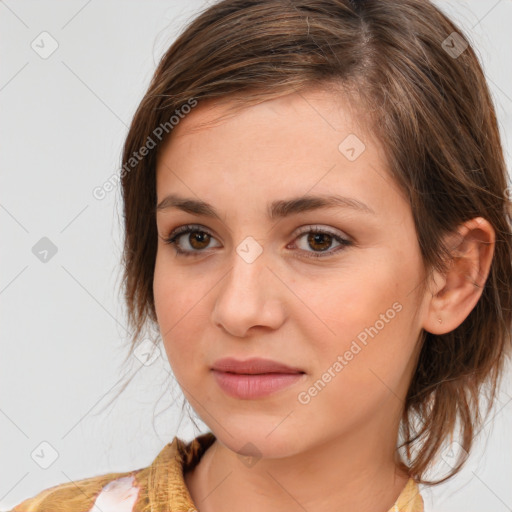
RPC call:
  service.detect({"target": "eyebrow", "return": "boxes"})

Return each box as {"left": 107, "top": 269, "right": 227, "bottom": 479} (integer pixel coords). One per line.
{"left": 156, "top": 193, "right": 375, "bottom": 220}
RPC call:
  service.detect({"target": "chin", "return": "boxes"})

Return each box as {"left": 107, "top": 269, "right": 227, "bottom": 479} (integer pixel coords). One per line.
{"left": 210, "top": 419, "right": 307, "bottom": 460}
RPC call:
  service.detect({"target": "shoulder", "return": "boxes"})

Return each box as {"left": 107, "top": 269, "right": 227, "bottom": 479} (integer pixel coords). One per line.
{"left": 390, "top": 477, "right": 424, "bottom": 512}
{"left": 8, "top": 433, "right": 216, "bottom": 512}
{"left": 9, "top": 470, "right": 145, "bottom": 512}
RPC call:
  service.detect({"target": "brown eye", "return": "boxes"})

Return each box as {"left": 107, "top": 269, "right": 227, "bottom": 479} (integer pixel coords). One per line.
{"left": 188, "top": 231, "right": 211, "bottom": 250}
{"left": 163, "top": 224, "right": 353, "bottom": 259}
{"left": 305, "top": 232, "right": 333, "bottom": 252}
{"left": 163, "top": 225, "right": 220, "bottom": 257}
{"left": 292, "top": 227, "right": 353, "bottom": 259}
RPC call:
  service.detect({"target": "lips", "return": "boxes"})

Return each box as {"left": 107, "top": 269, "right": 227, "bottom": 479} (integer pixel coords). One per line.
{"left": 211, "top": 357, "right": 306, "bottom": 399}
{"left": 211, "top": 357, "right": 304, "bottom": 375}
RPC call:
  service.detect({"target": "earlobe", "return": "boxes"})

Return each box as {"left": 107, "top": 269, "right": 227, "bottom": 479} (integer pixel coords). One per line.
{"left": 421, "top": 217, "right": 495, "bottom": 335}
{"left": 421, "top": 269, "right": 448, "bottom": 335}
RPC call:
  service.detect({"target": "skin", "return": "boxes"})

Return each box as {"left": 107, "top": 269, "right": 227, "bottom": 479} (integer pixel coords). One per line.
{"left": 153, "top": 88, "right": 495, "bottom": 512}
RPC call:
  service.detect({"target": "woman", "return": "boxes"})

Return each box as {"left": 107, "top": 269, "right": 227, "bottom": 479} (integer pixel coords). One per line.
{"left": 10, "top": 0, "right": 511, "bottom": 511}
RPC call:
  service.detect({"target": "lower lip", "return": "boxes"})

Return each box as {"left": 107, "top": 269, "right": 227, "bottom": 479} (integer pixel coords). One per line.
{"left": 212, "top": 370, "right": 305, "bottom": 399}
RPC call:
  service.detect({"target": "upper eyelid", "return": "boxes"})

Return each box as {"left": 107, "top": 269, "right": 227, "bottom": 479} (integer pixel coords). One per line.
{"left": 166, "top": 223, "right": 349, "bottom": 240}
{"left": 164, "top": 224, "right": 351, "bottom": 253}
{"left": 162, "top": 224, "right": 353, "bottom": 260}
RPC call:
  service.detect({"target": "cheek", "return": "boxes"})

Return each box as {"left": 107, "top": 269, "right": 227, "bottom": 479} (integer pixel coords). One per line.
{"left": 153, "top": 260, "right": 191, "bottom": 360}
{"left": 302, "top": 263, "right": 415, "bottom": 385}
{"left": 153, "top": 257, "right": 212, "bottom": 376}
{"left": 295, "top": 266, "right": 401, "bottom": 346}
{"left": 153, "top": 253, "right": 200, "bottom": 330}
{"left": 298, "top": 301, "right": 415, "bottom": 429}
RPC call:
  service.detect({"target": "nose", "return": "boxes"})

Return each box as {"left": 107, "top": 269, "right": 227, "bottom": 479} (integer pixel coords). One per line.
{"left": 211, "top": 244, "right": 287, "bottom": 338}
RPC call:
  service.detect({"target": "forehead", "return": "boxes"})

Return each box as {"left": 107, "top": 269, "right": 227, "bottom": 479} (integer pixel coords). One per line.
{"left": 157, "top": 88, "right": 379, "bottom": 172}
{"left": 155, "top": 88, "right": 407, "bottom": 221}
{"left": 162, "top": 87, "right": 374, "bottom": 148}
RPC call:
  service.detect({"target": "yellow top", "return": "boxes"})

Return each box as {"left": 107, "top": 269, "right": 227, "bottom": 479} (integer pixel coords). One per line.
{"left": 10, "top": 432, "right": 424, "bottom": 512}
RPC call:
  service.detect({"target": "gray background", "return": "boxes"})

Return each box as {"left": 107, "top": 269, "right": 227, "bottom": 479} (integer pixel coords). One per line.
{"left": 1, "top": 1, "right": 511, "bottom": 511}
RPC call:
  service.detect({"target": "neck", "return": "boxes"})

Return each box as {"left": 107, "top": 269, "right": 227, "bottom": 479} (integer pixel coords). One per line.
{"left": 185, "top": 420, "right": 411, "bottom": 512}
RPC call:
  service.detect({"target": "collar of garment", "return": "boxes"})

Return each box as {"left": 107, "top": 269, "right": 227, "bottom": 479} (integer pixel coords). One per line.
{"left": 11, "top": 432, "right": 424, "bottom": 512}
{"left": 142, "top": 432, "right": 424, "bottom": 512}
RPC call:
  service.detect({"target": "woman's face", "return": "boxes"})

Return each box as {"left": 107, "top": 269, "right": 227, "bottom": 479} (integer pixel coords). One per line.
{"left": 154, "top": 88, "right": 431, "bottom": 458}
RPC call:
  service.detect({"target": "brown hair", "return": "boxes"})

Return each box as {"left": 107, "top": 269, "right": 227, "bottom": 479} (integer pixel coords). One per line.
{"left": 114, "top": 0, "right": 512, "bottom": 486}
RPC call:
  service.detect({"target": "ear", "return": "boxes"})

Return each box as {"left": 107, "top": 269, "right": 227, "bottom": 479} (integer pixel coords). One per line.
{"left": 422, "top": 217, "right": 495, "bottom": 335}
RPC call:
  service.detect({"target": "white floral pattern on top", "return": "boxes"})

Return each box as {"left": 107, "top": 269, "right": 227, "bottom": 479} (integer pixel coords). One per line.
{"left": 88, "top": 475, "right": 140, "bottom": 512}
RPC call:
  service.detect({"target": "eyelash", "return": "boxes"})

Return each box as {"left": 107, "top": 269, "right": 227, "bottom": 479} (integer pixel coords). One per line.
{"left": 162, "top": 224, "right": 353, "bottom": 259}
